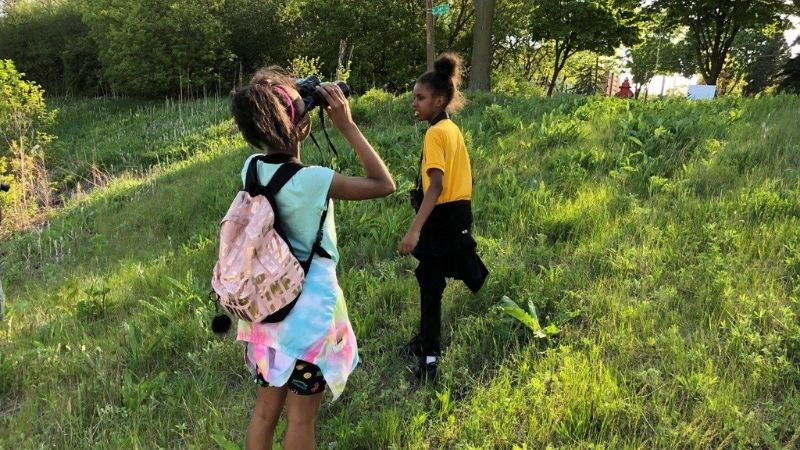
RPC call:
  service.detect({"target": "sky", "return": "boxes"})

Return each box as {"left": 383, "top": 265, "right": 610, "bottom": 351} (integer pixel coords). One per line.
{"left": 788, "top": 16, "right": 800, "bottom": 54}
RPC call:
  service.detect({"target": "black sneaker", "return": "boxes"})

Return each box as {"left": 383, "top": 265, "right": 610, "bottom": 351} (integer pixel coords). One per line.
{"left": 399, "top": 334, "right": 424, "bottom": 358}
{"left": 413, "top": 358, "right": 438, "bottom": 383}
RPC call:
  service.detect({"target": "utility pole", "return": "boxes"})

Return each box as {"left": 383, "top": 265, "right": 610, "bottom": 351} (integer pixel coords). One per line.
{"left": 655, "top": 21, "right": 666, "bottom": 97}
{"left": 426, "top": 0, "right": 435, "bottom": 71}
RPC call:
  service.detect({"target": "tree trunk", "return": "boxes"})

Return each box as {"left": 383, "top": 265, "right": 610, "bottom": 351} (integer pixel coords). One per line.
{"left": 705, "top": 57, "right": 722, "bottom": 86}
{"left": 547, "top": 42, "right": 570, "bottom": 97}
{"left": 469, "top": 0, "right": 495, "bottom": 91}
{"left": 594, "top": 55, "right": 600, "bottom": 89}
{"left": 547, "top": 45, "right": 562, "bottom": 97}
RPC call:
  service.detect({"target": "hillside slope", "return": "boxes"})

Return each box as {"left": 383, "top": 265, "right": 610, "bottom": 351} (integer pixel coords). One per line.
{"left": 1, "top": 93, "right": 799, "bottom": 449}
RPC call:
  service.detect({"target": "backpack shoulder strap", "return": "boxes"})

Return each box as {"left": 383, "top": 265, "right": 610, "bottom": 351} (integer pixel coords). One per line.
{"left": 244, "top": 154, "right": 304, "bottom": 196}
{"left": 264, "top": 162, "right": 304, "bottom": 196}
{"left": 299, "top": 203, "right": 331, "bottom": 272}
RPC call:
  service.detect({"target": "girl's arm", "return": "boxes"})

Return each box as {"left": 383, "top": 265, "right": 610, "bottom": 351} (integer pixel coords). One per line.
{"left": 316, "top": 84, "right": 395, "bottom": 200}
{"left": 398, "top": 169, "right": 443, "bottom": 256}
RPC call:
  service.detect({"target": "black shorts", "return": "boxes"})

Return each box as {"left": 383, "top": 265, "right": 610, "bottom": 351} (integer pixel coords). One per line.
{"left": 254, "top": 360, "right": 327, "bottom": 396}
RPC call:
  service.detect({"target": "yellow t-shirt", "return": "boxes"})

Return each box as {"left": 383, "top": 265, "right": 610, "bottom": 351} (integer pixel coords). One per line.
{"left": 421, "top": 119, "right": 472, "bottom": 204}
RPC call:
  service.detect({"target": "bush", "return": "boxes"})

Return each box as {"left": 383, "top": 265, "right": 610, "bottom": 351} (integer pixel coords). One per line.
{"left": 777, "top": 55, "right": 800, "bottom": 94}
{"left": 493, "top": 73, "right": 546, "bottom": 96}
{"left": 0, "top": 0, "right": 101, "bottom": 96}
{"left": 351, "top": 88, "right": 395, "bottom": 124}
{"left": 0, "top": 59, "right": 56, "bottom": 232}
{"left": 81, "top": 0, "right": 235, "bottom": 97}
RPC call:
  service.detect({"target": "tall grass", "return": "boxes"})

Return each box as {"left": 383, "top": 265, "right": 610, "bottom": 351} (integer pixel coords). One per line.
{"left": 1, "top": 92, "right": 799, "bottom": 449}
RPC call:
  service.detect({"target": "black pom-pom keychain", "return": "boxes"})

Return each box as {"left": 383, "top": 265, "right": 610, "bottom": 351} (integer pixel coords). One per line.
{"left": 209, "top": 291, "right": 232, "bottom": 334}
{"left": 211, "top": 313, "right": 232, "bottom": 334}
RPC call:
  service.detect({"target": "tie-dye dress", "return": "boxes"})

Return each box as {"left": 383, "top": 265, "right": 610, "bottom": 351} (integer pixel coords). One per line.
{"left": 235, "top": 155, "right": 359, "bottom": 400}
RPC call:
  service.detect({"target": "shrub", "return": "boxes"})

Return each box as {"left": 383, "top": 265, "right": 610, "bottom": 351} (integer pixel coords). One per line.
{"left": 0, "top": 0, "right": 101, "bottom": 95}
{"left": 0, "top": 59, "right": 56, "bottom": 232}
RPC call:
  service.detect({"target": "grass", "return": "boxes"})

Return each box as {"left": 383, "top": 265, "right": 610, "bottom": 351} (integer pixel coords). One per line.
{"left": 1, "top": 91, "right": 799, "bottom": 449}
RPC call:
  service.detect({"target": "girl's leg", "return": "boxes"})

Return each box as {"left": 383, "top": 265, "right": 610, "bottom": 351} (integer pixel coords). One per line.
{"left": 247, "top": 386, "right": 288, "bottom": 450}
{"left": 282, "top": 391, "right": 324, "bottom": 450}
{"left": 416, "top": 257, "right": 446, "bottom": 356}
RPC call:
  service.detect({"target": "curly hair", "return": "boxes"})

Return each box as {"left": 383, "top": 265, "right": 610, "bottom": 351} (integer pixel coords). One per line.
{"left": 230, "top": 66, "right": 309, "bottom": 153}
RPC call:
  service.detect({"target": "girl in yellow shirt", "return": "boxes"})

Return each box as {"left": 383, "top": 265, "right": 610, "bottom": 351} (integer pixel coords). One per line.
{"left": 398, "top": 53, "right": 489, "bottom": 382}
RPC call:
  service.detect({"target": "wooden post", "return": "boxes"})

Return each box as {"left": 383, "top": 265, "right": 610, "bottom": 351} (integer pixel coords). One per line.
{"left": 426, "top": 0, "right": 435, "bottom": 71}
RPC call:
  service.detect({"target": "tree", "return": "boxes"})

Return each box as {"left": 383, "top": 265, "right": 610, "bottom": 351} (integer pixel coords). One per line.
{"left": 572, "top": 63, "right": 604, "bottom": 95}
{"left": 628, "top": 13, "right": 695, "bottom": 97}
{"left": 280, "top": 0, "right": 427, "bottom": 93}
{"left": 652, "top": 0, "right": 791, "bottom": 86}
{"left": 469, "top": 0, "right": 495, "bottom": 90}
{"left": 221, "top": 0, "right": 287, "bottom": 87}
{"left": 742, "top": 27, "right": 791, "bottom": 96}
{"left": 529, "top": 0, "right": 640, "bottom": 96}
{"left": 777, "top": 53, "right": 800, "bottom": 93}
{"left": 439, "top": 0, "right": 475, "bottom": 55}
{"left": 490, "top": 0, "right": 560, "bottom": 93}
{"left": 718, "top": 25, "right": 790, "bottom": 96}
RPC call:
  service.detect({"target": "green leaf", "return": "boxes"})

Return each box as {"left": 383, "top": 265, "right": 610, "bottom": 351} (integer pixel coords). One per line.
{"left": 542, "top": 324, "right": 561, "bottom": 336}
{"left": 628, "top": 135, "right": 644, "bottom": 147}
{"left": 526, "top": 299, "right": 539, "bottom": 318}
{"left": 210, "top": 430, "right": 240, "bottom": 450}
{"left": 501, "top": 296, "right": 543, "bottom": 334}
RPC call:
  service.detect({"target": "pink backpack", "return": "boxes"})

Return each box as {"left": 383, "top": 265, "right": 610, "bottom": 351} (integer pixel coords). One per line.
{"left": 212, "top": 156, "right": 327, "bottom": 323}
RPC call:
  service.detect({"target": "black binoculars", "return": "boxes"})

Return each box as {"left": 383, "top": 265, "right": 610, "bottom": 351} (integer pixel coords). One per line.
{"left": 295, "top": 76, "right": 350, "bottom": 118}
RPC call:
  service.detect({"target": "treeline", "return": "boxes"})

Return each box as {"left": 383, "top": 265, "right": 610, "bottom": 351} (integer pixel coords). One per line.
{"left": 0, "top": 0, "right": 458, "bottom": 97}
{"left": 0, "top": 0, "right": 799, "bottom": 98}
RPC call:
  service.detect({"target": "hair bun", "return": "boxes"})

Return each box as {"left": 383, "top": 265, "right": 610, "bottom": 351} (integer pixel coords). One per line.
{"left": 433, "top": 53, "right": 461, "bottom": 80}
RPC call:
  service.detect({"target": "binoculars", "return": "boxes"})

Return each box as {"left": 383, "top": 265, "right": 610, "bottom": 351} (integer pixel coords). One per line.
{"left": 295, "top": 76, "right": 350, "bottom": 117}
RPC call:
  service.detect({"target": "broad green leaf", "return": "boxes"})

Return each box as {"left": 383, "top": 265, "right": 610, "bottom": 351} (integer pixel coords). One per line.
{"left": 210, "top": 431, "right": 240, "bottom": 450}
{"left": 501, "top": 296, "right": 543, "bottom": 334}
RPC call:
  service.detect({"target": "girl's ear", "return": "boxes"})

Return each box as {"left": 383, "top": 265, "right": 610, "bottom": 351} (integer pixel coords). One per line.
{"left": 296, "top": 113, "right": 311, "bottom": 141}
{"left": 434, "top": 95, "right": 446, "bottom": 108}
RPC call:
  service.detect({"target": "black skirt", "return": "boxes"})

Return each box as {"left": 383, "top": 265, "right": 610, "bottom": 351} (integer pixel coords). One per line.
{"left": 412, "top": 200, "right": 489, "bottom": 293}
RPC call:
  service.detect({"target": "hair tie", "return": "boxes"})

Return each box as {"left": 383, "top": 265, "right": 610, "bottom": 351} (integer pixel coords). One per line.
{"left": 272, "top": 85, "right": 296, "bottom": 124}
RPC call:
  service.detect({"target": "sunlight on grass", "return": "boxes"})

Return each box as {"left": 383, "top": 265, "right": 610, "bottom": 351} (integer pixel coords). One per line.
{"left": 2, "top": 93, "right": 800, "bottom": 448}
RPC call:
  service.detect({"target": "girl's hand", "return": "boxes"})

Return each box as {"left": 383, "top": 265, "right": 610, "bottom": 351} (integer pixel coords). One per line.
{"left": 398, "top": 230, "right": 420, "bottom": 256}
{"left": 323, "top": 82, "right": 396, "bottom": 201}
{"left": 316, "top": 83, "right": 355, "bottom": 132}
